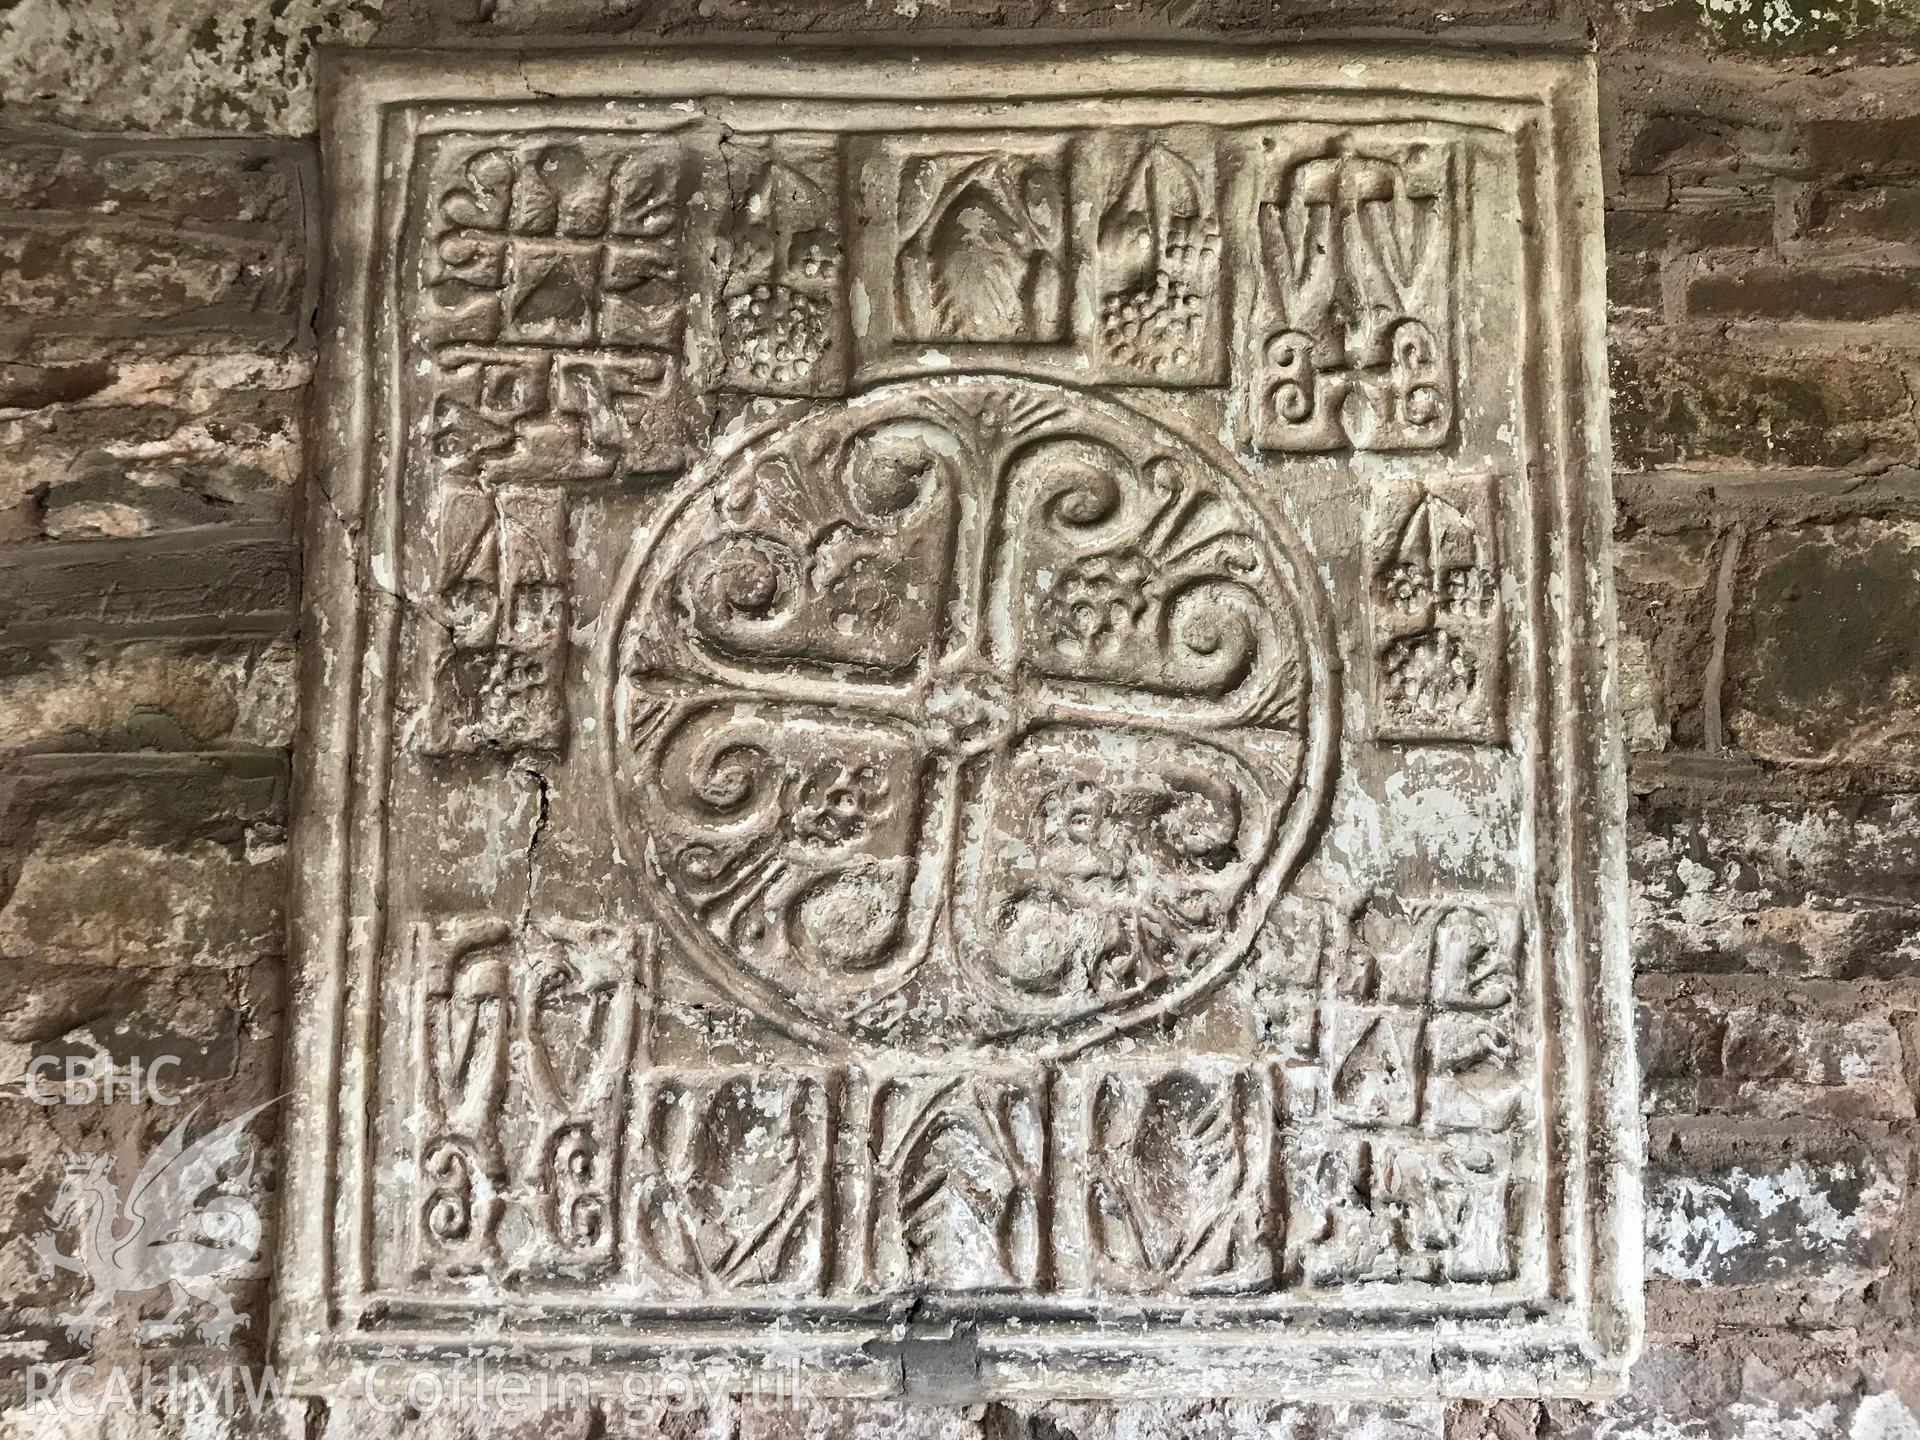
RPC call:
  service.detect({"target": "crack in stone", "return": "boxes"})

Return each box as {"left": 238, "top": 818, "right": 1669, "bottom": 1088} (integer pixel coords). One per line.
{"left": 513, "top": 761, "right": 553, "bottom": 932}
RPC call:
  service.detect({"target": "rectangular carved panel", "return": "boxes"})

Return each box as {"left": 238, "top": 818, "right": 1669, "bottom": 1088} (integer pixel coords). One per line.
{"left": 418, "top": 481, "right": 568, "bottom": 755}
{"left": 715, "top": 136, "right": 850, "bottom": 396}
{"left": 285, "top": 49, "right": 1635, "bottom": 1403}
{"left": 410, "top": 918, "right": 645, "bottom": 1280}
{"left": 1081, "top": 129, "right": 1227, "bottom": 385}
{"left": 1250, "top": 139, "right": 1455, "bottom": 453}
{"left": 1053, "top": 1060, "right": 1278, "bottom": 1296}
{"left": 1368, "top": 472, "right": 1506, "bottom": 742}
{"left": 625, "top": 1067, "right": 832, "bottom": 1298}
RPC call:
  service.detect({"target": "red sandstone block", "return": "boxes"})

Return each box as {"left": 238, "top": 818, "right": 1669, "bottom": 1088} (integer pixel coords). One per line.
{"left": 1645, "top": 1125, "right": 1904, "bottom": 1293}
{"left": 1609, "top": 341, "right": 1913, "bottom": 471}
{"left": 1630, "top": 788, "right": 1920, "bottom": 979}
{"left": 1638, "top": 985, "right": 1914, "bottom": 1119}
{"left": 1725, "top": 521, "right": 1920, "bottom": 768}
{"left": 1688, "top": 262, "right": 1920, "bottom": 321}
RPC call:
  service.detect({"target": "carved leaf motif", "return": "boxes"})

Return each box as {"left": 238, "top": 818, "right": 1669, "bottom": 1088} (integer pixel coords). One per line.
{"left": 1100, "top": 145, "right": 1201, "bottom": 282}
{"left": 898, "top": 1111, "right": 1011, "bottom": 1285}
{"left": 1095, "top": 143, "right": 1217, "bottom": 376}
{"left": 874, "top": 1077, "right": 1040, "bottom": 1290}
{"left": 1133, "top": 1072, "right": 1238, "bottom": 1253}
{"left": 610, "top": 153, "right": 681, "bottom": 239}
{"left": 685, "top": 1080, "right": 814, "bottom": 1285}
{"left": 897, "top": 155, "right": 1061, "bottom": 344}
{"left": 1089, "top": 1069, "right": 1255, "bottom": 1287}
{"left": 440, "top": 149, "right": 515, "bottom": 231}
{"left": 637, "top": 1077, "right": 818, "bottom": 1292}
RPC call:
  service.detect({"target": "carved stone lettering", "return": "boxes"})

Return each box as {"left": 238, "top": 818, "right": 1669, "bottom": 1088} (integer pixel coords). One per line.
{"left": 412, "top": 919, "right": 646, "bottom": 1280}
{"left": 1251, "top": 140, "right": 1455, "bottom": 453}
{"left": 288, "top": 52, "right": 1634, "bottom": 1401}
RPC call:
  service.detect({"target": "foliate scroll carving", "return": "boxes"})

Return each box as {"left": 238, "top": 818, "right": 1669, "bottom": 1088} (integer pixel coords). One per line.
{"left": 412, "top": 920, "right": 647, "bottom": 1280}
{"left": 1055, "top": 1061, "right": 1276, "bottom": 1295}
{"left": 1251, "top": 142, "right": 1455, "bottom": 454}
{"left": 420, "top": 482, "right": 568, "bottom": 756}
{"left": 1252, "top": 895, "right": 1528, "bottom": 1287}
{"left": 1087, "top": 134, "right": 1223, "bottom": 384}
{"left": 417, "top": 137, "right": 699, "bottom": 479}
{"left": 852, "top": 1067, "right": 1048, "bottom": 1293}
{"left": 625, "top": 1068, "right": 830, "bottom": 1297}
{"left": 717, "top": 138, "right": 848, "bottom": 395}
{"left": 1368, "top": 473, "right": 1504, "bottom": 743}
{"left": 894, "top": 143, "right": 1068, "bottom": 345}
{"left": 607, "top": 377, "right": 1333, "bottom": 1054}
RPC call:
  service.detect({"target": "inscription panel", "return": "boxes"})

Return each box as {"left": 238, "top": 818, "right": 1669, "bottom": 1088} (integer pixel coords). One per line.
{"left": 287, "top": 49, "right": 1635, "bottom": 1402}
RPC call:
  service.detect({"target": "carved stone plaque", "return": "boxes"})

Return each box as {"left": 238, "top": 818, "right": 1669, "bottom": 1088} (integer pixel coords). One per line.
{"left": 283, "top": 49, "right": 1638, "bottom": 1401}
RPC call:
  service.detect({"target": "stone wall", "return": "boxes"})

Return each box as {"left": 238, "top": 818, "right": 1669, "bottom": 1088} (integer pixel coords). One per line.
{"left": 2, "top": 1, "right": 1919, "bottom": 1436}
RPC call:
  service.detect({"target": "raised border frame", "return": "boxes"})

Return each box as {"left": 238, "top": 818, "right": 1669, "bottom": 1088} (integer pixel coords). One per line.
{"left": 279, "top": 44, "right": 1638, "bottom": 1402}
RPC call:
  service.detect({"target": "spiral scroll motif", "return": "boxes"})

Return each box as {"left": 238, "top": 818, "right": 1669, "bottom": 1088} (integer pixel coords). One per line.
{"left": 603, "top": 377, "right": 1336, "bottom": 1056}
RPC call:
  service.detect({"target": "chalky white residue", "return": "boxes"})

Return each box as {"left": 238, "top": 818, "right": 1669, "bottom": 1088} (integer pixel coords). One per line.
{"left": 1383, "top": 766, "right": 1482, "bottom": 874}
{"left": 1648, "top": 1159, "right": 1899, "bottom": 1282}
{"left": 1852, "top": 1393, "right": 1920, "bottom": 1440}
{"left": 1645, "top": 1175, "right": 1755, "bottom": 1282}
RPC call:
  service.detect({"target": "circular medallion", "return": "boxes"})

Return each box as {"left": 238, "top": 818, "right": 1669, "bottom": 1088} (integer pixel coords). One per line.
{"left": 603, "top": 376, "right": 1335, "bottom": 1055}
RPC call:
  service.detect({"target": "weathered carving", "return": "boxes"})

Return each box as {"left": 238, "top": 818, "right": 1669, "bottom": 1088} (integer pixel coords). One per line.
{"left": 1260, "top": 896, "right": 1529, "bottom": 1287}
{"left": 853, "top": 1066, "right": 1048, "bottom": 1292}
{"left": 626, "top": 1068, "right": 830, "bottom": 1296}
{"left": 1251, "top": 141, "right": 1455, "bottom": 453}
{"left": 894, "top": 145, "right": 1067, "bottom": 344}
{"left": 717, "top": 138, "right": 848, "bottom": 395}
{"left": 417, "top": 137, "right": 698, "bottom": 478}
{"left": 412, "top": 920, "right": 647, "bottom": 1280}
{"left": 419, "top": 482, "right": 568, "bottom": 756}
{"left": 293, "top": 53, "right": 1631, "bottom": 1401}
{"left": 429, "top": 349, "right": 687, "bottom": 485}
{"left": 1056, "top": 1061, "right": 1276, "bottom": 1295}
{"left": 1088, "top": 134, "right": 1223, "bottom": 383}
{"left": 1369, "top": 472, "right": 1504, "bottom": 742}
{"left": 608, "top": 376, "right": 1332, "bottom": 1052}
{"left": 1292, "top": 1134, "right": 1516, "bottom": 1285}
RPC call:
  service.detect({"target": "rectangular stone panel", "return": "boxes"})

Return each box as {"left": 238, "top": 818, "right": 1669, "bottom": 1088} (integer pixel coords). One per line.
{"left": 282, "top": 47, "right": 1636, "bottom": 1402}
